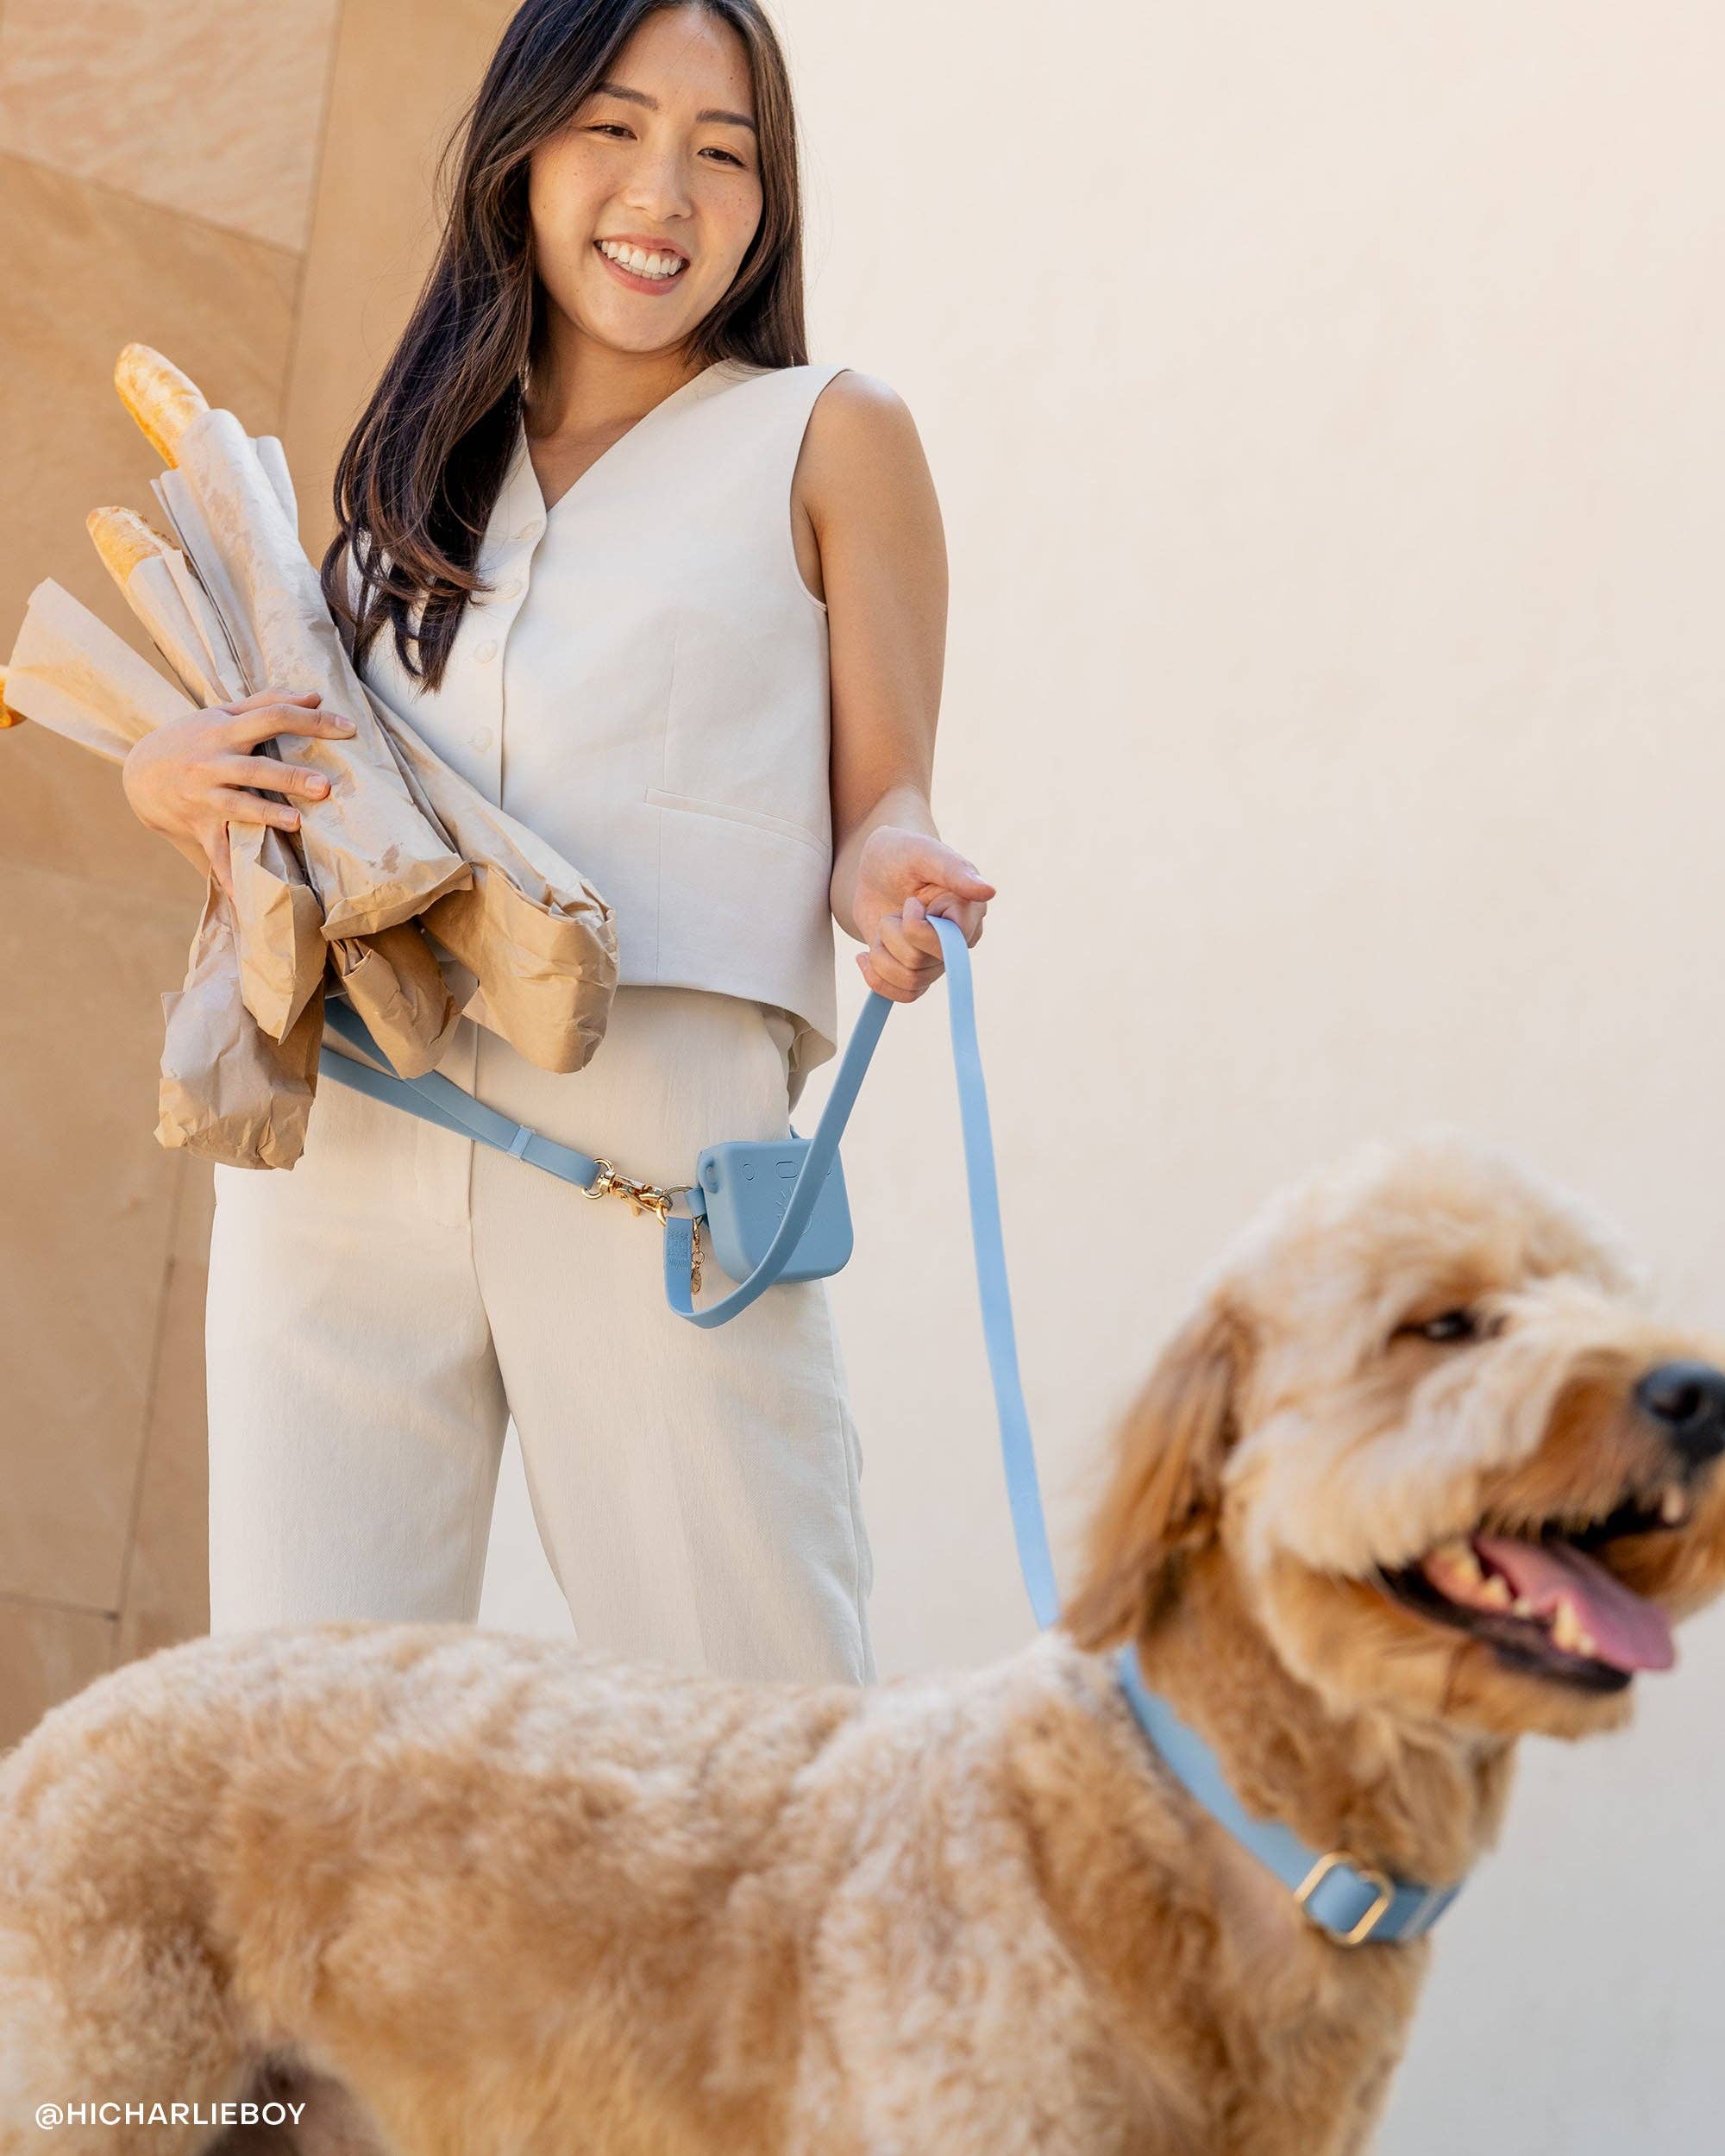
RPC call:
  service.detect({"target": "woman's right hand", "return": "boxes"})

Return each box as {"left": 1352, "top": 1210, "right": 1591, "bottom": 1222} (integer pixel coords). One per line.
{"left": 121, "top": 686, "right": 357, "bottom": 902}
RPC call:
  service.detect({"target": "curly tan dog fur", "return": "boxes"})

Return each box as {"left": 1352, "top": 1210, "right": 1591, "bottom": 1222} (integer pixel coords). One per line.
{"left": 3, "top": 1131, "right": 1723, "bottom": 2156}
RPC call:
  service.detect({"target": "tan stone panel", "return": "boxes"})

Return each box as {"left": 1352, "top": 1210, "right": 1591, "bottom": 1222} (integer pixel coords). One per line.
{"left": 0, "top": 716, "right": 202, "bottom": 911}
{"left": 285, "top": 0, "right": 519, "bottom": 557}
{"left": 0, "top": 153, "right": 301, "bottom": 895}
{"left": 0, "top": 857, "right": 191, "bottom": 1609}
{"left": 117, "top": 1207, "right": 212, "bottom": 1662}
{"left": 174, "top": 1150, "right": 217, "bottom": 1267}
{"left": 0, "top": 0, "right": 340, "bottom": 253}
{"left": 0, "top": 1599, "right": 115, "bottom": 1751}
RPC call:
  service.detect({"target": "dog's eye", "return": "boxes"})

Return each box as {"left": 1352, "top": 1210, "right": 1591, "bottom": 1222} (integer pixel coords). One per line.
{"left": 1398, "top": 1307, "right": 1479, "bottom": 1344}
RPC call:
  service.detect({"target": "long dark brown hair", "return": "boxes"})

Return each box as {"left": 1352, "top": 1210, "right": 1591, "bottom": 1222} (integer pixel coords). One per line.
{"left": 319, "top": 0, "right": 808, "bottom": 694}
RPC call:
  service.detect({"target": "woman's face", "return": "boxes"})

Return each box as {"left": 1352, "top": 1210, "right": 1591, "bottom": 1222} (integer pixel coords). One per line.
{"left": 527, "top": 4, "right": 764, "bottom": 365}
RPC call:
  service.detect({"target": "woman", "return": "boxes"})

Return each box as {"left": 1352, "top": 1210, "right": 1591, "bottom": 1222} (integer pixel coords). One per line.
{"left": 121, "top": 0, "right": 994, "bottom": 1685}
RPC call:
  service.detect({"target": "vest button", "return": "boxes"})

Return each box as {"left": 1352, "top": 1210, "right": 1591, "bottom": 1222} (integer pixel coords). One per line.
{"left": 474, "top": 639, "right": 499, "bottom": 663}
{"left": 498, "top": 577, "right": 523, "bottom": 600}
{"left": 470, "top": 726, "right": 494, "bottom": 751}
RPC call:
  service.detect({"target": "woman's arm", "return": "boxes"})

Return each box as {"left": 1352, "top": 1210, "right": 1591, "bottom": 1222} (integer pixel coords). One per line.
{"left": 794, "top": 371, "right": 995, "bottom": 1002}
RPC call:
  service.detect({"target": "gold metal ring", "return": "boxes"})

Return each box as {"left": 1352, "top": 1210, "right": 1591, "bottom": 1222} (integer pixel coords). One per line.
{"left": 1293, "top": 1850, "right": 1396, "bottom": 1946}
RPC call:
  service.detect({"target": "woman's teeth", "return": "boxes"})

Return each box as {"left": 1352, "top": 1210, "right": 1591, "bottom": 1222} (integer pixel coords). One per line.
{"left": 597, "top": 239, "right": 685, "bottom": 280}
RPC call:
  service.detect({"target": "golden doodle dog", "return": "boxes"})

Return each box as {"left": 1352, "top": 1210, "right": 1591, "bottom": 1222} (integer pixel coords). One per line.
{"left": 3, "top": 1131, "right": 1723, "bottom": 2156}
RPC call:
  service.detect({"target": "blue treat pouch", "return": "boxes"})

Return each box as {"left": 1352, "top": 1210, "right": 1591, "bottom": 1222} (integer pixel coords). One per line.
{"left": 694, "top": 1135, "right": 854, "bottom": 1285}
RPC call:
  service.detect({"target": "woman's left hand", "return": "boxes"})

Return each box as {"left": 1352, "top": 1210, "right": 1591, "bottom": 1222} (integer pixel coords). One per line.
{"left": 851, "top": 827, "right": 997, "bottom": 1002}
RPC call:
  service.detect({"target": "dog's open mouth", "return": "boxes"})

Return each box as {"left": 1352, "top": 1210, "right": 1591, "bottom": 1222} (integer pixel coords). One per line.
{"left": 1380, "top": 1490, "right": 1688, "bottom": 1693}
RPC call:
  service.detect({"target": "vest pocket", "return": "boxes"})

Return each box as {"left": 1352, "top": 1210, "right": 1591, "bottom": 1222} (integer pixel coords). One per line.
{"left": 656, "top": 612, "right": 831, "bottom": 855}
{"left": 643, "top": 783, "right": 830, "bottom": 856}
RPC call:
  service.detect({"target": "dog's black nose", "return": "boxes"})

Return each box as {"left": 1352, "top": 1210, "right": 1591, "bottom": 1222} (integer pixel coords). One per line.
{"left": 1634, "top": 1360, "right": 1725, "bottom": 1464}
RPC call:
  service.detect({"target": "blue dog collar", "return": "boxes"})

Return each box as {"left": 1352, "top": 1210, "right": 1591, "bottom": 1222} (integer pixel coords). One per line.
{"left": 1111, "top": 1643, "right": 1466, "bottom": 1946}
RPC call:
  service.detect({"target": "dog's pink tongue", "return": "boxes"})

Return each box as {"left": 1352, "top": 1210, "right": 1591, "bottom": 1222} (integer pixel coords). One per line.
{"left": 1473, "top": 1534, "right": 1675, "bottom": 1672}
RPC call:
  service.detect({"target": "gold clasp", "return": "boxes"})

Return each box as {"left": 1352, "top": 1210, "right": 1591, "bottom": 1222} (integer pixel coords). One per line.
{"left": 1292, "top": 1850, "right": 1396, "bottom": 1947}
{"left": 580, "top": 1159, "right": 693, "bottom": 1225}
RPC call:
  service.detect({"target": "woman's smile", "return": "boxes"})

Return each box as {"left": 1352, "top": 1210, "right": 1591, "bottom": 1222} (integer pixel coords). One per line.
{"left": 593, "top": 235, "right": 690, "bottom": 292}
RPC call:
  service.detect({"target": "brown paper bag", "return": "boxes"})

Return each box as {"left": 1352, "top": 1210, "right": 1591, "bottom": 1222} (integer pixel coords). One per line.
{"left": 156, "top": 879, "right": 326, "bottom": 1170}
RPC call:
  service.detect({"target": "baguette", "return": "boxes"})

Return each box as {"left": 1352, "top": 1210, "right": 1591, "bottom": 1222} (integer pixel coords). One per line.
{"left": 113, "top": 342, "right": 209, "bottom": 467}
{"left": 86, "top": 503, "right": 176, "bottom": 583}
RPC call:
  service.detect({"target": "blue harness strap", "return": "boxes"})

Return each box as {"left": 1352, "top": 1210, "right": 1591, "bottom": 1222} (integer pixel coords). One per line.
{"left": 322, "top": 998, "right": 615, "bottom": 1181}
{"left": 320, "top": 991, "right": 894, "bottom": 1331}
{"left": 317, "top": 924, "right": 1465, "bottom": 1945}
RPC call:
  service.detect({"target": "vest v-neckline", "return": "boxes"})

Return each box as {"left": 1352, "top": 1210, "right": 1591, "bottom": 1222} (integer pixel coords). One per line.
{"left": 519, "top": 360, "right": 731, "bottom": 518}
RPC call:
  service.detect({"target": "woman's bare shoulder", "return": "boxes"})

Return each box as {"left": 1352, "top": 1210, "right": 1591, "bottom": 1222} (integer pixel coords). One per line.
{"left": 796, "top": 369, "right": 935, "bottom": 527}
{"left": 807, "top": 367, "right": 922, "bottom": 447}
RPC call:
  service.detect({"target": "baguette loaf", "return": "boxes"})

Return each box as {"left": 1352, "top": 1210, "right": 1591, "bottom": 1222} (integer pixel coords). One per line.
{"left": 113, "top": 343, "right": 209, "bottom": 467}
{"left": 86, "top": 503, "right": 176, "bottom": 583}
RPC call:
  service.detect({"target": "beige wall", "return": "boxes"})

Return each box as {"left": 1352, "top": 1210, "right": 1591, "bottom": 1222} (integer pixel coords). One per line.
{"left": 764, "top": 3, "right": 1725, "bottom": 2148}
{"left": 3, "top": 2, "right": 1722, "bottom": 2147}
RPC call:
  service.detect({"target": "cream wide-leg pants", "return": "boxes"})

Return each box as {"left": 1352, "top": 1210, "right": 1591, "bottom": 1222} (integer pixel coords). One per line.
{"left": 203, "top": 985, "right": 876, "bottom": 1684}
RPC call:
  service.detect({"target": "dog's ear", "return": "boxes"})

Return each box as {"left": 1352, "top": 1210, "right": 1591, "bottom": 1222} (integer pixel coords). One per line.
{"left": 1061, "top": 1294, "right": 1247, "bottom": 1651}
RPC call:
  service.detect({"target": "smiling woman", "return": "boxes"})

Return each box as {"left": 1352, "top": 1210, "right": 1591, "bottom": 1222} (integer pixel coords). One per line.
{"left": 186, "top": 0, "right": 994, "bottom": 1690}
{"left": 518, "top": 18, "right": 772, "bottom": 505}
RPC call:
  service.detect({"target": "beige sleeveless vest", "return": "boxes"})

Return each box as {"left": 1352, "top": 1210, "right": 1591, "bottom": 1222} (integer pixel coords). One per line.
{"left": 354, "top": 357, "right": 849, "bottom": 1109}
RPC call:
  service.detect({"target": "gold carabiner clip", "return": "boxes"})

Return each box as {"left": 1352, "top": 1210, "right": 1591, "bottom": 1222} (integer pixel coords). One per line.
{"left": 582, "top": 1158, "right": 679, "bottom": 1222}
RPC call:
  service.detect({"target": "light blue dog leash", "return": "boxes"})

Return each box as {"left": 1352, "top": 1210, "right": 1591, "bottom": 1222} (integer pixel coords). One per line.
{"left": 319, "top": 918, "right": 1463, "bottom": 1945}
{"left": 919, "top": 918, "right": 1462, "bottom": 1947}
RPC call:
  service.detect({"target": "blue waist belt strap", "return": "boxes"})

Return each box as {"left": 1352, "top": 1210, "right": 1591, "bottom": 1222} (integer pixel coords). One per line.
{"left": 317, "top": 923, "right": 1465, "bottom": 1946}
